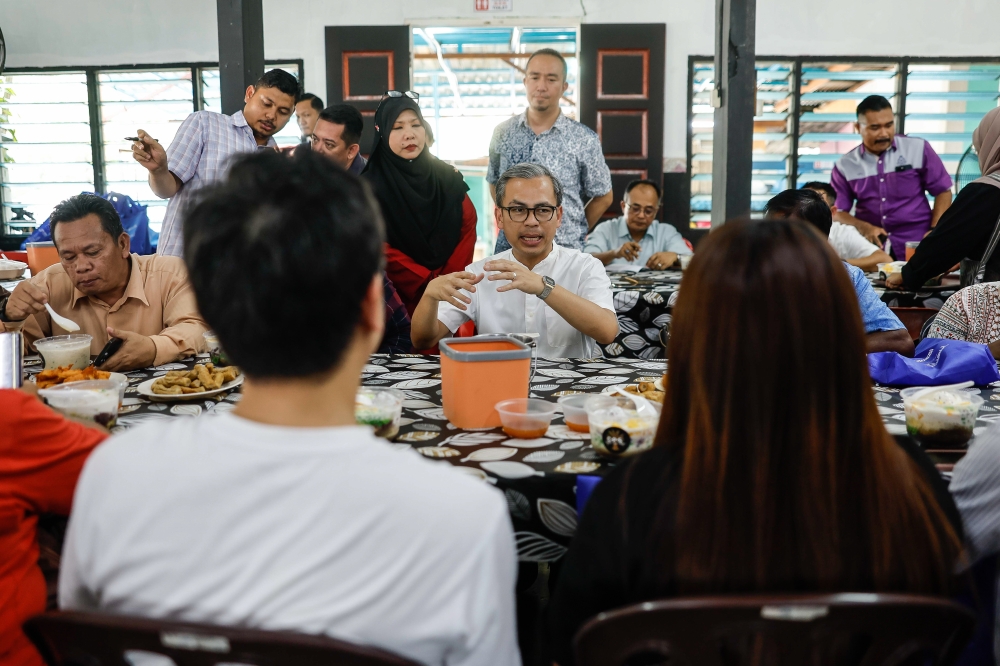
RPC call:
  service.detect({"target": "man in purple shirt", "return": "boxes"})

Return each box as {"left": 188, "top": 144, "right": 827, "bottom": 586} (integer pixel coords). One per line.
{"left": 831, "top": 95, "right": 953, "bottom": 258}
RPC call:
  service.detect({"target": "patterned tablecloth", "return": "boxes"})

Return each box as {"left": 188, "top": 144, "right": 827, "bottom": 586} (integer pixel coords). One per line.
{"left": 602, "top": 269, "right": 681, "bottom": 360}
{"left": 27, "top": 351, "right": 1000, "bottom": 562}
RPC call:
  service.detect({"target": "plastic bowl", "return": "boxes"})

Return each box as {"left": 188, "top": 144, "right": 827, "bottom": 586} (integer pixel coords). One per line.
{"left": 34, "top": 334, "right": 93, "bottom": 370}
{"left": 495, "top": 398, "right": 558, "bottom": 439}
{"left": 0, "top": 259, "right": 27, "bottom": 280}
{"left": 585, "top": 395, "right": 661, "bottom": 457}
{"left": 558, "top": 394, "right": 593, "bottom": 433}
{"left": 39, "top": 379, "right": 119, "bottom": 427}
{"left": 356, "top": 387, "right": 404, "bottom": 440}
{"left": 901, "top": 387, "right": 984, "bottom": 447}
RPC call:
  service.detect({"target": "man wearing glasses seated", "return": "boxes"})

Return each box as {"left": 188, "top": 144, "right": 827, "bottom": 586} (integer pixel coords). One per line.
{"left": 410, "top": 163, "right": 619, "bottom": 358}
{"left": 584, "top": 179, "right": 693, "bottom": 270}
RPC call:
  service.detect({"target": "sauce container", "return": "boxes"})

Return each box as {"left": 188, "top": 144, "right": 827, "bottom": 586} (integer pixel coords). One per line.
{"left": 558, "top": 394, "right": 593, "bottom": 433}
{"left": 495, "top": 398, "right": 557, "bottom": 438}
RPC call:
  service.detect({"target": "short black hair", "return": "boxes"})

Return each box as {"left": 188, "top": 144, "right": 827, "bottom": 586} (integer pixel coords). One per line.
{"left": 856, "top": 95, "right": 893, "bottom": 119}
{"left": 526, "top": 48, "right": 568, "bottom": 82}
{"left": 624, "top": 179, "right": 662, "bottom": 200}
{"left": 183, "top": 149, "right": 384, "bottom": 378}
{"left": 296, "top": 92, "right": 324, "bottom": 111}
{"left": 318, "top": 104, "right": 364, "bottom": 146}
{"left": 802, "top": 181, "right": 837, "bottom": 208}
{"left": 254, "top": 69, "right": 299, "bottom": 99}
{"left": 49, "top": 194, "right": 125, "bottom": 246}
{"left": 763, "top": 189, "right": 833, "bottom": 238}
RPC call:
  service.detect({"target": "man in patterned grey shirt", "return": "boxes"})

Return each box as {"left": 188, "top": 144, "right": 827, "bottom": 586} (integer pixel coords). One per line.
{"left": 130, "top": 69, "right": 298, "bottom": 257}
{"left": 488, "top": 49, "right": 613, "bottom": 252}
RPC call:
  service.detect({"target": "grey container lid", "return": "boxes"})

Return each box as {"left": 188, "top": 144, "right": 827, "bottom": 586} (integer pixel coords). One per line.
{"left": 439, "top": 335, "right": 532, "bottom": 363}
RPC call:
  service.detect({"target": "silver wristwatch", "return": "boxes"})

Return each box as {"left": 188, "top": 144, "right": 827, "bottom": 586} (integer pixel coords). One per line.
{"left": 538, "top": 275, "right": 556, "bottom": 300}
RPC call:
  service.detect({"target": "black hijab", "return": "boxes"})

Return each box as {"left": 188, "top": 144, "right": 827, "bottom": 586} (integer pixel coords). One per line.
{"left": 361, "top": 96, "right": 469, "bottom": 270}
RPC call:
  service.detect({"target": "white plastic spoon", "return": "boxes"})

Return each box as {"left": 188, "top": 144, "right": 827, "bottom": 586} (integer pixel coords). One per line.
{"left": 910, "top": 380, "right": 974, "bottom": 401}
{"left": 44, "top": 303, "right": 80, "bottom": 332}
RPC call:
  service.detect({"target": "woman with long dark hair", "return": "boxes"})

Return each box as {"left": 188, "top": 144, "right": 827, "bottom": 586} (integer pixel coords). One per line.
{"left": 362, "top": 92, "right": 477, "bottom": 316}
{"left": 547, "top": 218, "right": 963, "bottom": 665}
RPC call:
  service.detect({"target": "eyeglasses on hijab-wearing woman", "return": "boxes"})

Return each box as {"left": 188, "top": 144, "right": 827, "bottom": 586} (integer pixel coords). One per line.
{"left": 888, "top": 106, "right": 1000, "bottom": 290}
{"left": 361, "top": 91, "right": 478, "bottom": 318}
{"left": 547, "top": 218, "right": 965, "bottom": 666}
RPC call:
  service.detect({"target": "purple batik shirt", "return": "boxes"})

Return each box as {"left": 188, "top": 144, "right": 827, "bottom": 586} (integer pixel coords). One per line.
{"left": 830, "top": 135, "right": 952, "bottom": 253}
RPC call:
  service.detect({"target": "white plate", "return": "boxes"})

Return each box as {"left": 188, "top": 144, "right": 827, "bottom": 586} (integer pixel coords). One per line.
{"left": 136, "top": 374, "right": 244, "bottom": 402}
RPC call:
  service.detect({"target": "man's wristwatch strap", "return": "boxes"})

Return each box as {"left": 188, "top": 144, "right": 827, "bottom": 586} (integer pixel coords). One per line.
{"left": 538, "top": 276, "right": 556, "bottom": 300}
{"left": 0, "top": 293, "right": 12, "bottom": 322}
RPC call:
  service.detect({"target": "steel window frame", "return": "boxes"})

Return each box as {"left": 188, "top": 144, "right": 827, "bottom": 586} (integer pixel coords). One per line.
{"left": 0, "top": 59, "right": 304, "bottom": 235}
{"left": 687, "top": 54, "right": 1000, "bottom": 222}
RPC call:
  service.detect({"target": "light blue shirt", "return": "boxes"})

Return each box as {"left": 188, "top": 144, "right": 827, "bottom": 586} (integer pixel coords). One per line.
{"left": 583, "top": 216, "right": 692, "bottom": 267}
{"left": 844, "top": 263, "right": 905, "bottom": 333}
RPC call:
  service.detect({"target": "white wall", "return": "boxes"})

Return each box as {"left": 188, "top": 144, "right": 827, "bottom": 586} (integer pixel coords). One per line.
{"left": 5, "top": 0, "right": 1000, "bottom": 162}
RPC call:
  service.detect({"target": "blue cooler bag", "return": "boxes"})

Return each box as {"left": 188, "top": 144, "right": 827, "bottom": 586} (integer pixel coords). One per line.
{"left": 868, "top": 338, "right": 1000, "bottom": 387}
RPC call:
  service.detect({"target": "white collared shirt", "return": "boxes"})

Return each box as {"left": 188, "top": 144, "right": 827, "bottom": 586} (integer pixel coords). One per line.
{"left": 438, "top": 243, "right": 616, "bottom": 358}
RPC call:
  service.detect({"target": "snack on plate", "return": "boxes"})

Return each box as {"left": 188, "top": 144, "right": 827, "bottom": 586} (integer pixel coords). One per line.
{"left": 624, "top": 381, "right": 665, "bottom": 404}
{"left": 150, "top": 363, "right": 240, "bottom": 395}
{"left": 35, "top": 364, "right": 110, "bottom": 389}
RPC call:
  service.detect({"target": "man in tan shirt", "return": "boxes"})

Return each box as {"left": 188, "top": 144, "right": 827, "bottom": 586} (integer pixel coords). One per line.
{"left": 0, "top": 194, "right": 207, "bottom": 371}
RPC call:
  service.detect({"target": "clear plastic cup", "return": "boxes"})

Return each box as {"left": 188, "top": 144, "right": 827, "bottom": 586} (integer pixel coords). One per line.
{"left": 901, "top": 388, "right": 984, "bottom": 447}
{"left": 495, "top": 398, "right": 558, "bottom": 439}
{"left": 356, "top": 387, "right": 404, "bottom": 439}
{"left": 39, "top": 379, "right": 119, "bottom": 427}
{"left": 679, "top": 254, "right": 694, "bottom": 271}
{"left": 35, "top": 334, "right": 92, "bottom": 370}
{"left": 558, "top": 394, "right": 593, "bottom": 433}
{"left": 586, "top": 395, "right": 661, "bottom": 457}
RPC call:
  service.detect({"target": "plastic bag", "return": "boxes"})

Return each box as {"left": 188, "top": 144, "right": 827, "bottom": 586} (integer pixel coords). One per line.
{"left": 21, "top": 192, "right": 156, "bottom": 254}
{"left": 868, "top": 338, "right": 1000, "bottom": 387}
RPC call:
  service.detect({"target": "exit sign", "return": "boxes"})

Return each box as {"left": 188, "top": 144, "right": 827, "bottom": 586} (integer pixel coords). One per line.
{"left": 474, "top": 0, "right": 513, "bottom": 11}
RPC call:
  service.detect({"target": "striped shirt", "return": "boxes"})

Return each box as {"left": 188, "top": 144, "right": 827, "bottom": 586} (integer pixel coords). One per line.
{"left": 157, "top": 110, "right": 277, "bottom": 257}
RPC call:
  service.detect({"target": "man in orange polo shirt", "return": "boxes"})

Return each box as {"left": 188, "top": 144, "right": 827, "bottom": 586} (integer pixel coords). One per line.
{"left": 0, "top": 388, "right": 106, "bottom": 666}
{"left": 0, "top": 194, "right": 207, "bottom": 371}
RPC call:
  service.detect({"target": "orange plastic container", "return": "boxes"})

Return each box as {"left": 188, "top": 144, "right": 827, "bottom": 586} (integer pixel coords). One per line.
{"left": 440, "top": 335, "right": 532, "bottom": 429}
{"left": 26, "top": 242, "right": 59, "bottom": 275}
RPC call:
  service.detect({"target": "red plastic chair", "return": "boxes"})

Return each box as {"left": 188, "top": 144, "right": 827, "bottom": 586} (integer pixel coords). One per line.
{"left": 573, "top": 593, "right": 975, "bottom": 666}
{"left": 24, "top": 611, "right": 421, "bottom": 666}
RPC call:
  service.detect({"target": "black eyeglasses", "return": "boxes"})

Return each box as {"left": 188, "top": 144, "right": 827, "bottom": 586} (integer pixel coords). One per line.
{"left": 500, "top": 205, "right": 557, "bottom": 223}
{"left": 383, "top": 90, "right": 419, "bottom": 101}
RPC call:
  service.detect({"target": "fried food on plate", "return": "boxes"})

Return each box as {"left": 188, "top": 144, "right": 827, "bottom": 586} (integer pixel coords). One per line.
{"left": 150, "top": 363, "right": 240, "bottom": 396}
{"left": 36, "top": 365, "right": 110, "bottom": 389}
{"left": 624, "top": 382, "right": 665, "bottom": 404}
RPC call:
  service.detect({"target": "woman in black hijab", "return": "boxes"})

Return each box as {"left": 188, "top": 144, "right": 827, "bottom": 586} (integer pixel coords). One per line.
{"left": 362, "top": 93, "right": 477, "bottom": 316}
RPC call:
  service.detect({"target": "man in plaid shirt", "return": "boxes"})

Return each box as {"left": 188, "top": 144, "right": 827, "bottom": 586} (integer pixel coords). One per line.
{"left": 130, "top": 69, "right": 298, "bottom": 257}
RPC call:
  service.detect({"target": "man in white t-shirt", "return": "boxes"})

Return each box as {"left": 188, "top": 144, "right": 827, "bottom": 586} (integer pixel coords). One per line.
{"left": 804, "top": 181, "right": 892, "bottom": 272}
{"left": 410, "top": 163, "right": 619, "bottom": 358}
{"left": 59, "top": 150, "right": 521, "bottom": 666}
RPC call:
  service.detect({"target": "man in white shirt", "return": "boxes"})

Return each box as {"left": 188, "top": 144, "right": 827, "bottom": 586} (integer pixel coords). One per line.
{"left": 584, "top": 179, "right": 692, "bottom": 269}
{"left": 59, "top": 150, "right": 521, "bottom": 666}
{"left": 410, "top": 163, "right": 619, "bottom": 358}
{"left": 803, "top": 181, "right": 892, "bottom": 272}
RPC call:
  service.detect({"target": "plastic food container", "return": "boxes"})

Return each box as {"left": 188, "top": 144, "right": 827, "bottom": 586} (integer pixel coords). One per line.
{"left": 877, "top": 261, "right": 906, "bottom": 281}
{"left": 901, "top": 387, "right": 984, "bottom": 447}
{"left": 34, "top": 334, "right": 92, "bottom": 370}
{"left": 26, "top": 241, "right": 60, "bottom": 275}
{"left": 440, "top": 335, "right": 531, "bottom": 429}
{"left": 495, "top": 398, "right": 557, "bottom": 438}
{"left": 356, "top": 387, "right": 404, "bottom": 440}
{"left": 558, "top": 394, "right": 593, "bottom": 433}
{"left": 586, "top": 395, "right": 662, "bottom": 457}
{"left": 679, "top": 254, "right": 694, "bottom": 271}
{"left": 39, "top": 379, "right": 119, "bottom": 427}
{"left": 0, "top": 259, "right": 27, "bottom": 280}
{"left": 202, "top": 330, "right": 231, "bottom": 366}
